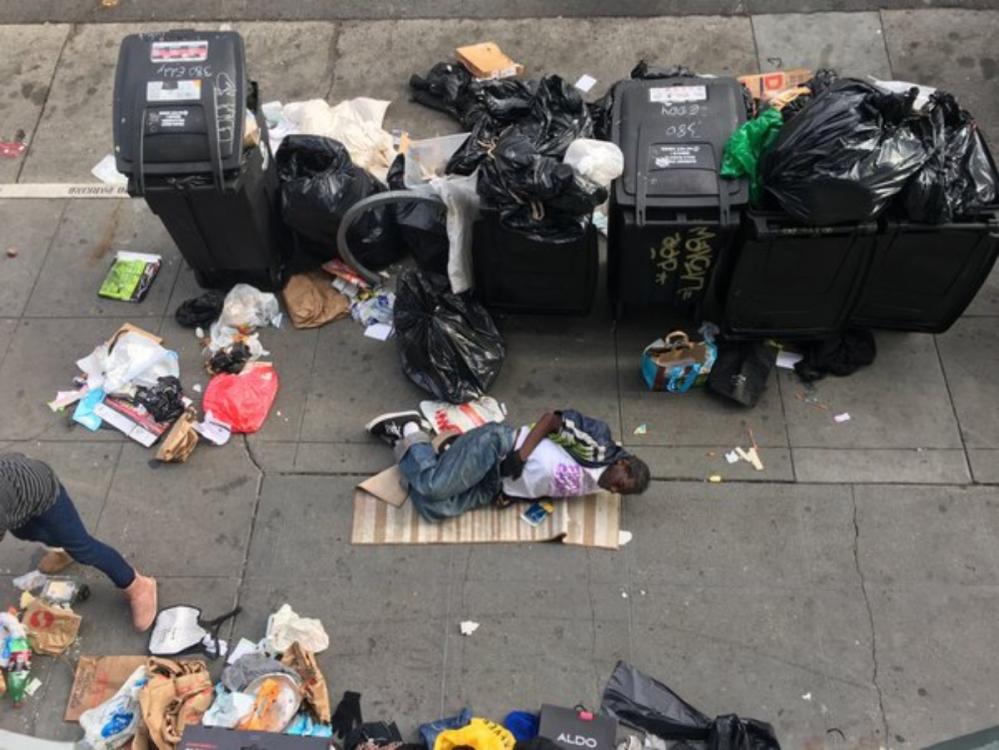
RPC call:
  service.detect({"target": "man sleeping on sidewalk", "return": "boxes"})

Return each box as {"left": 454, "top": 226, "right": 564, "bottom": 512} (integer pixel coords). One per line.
{"left": 366, "top": 408, "right": 651, "bottom": 522}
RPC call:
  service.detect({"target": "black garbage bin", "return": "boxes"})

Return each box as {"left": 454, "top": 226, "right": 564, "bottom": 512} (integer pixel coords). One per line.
{"left": 113, "top": 30, "right": 285, "bottom": 291}
{"left": 472, "top": 211, "right": 598, "bottom": 316}
{"left": 719, "top": 211, "right": 879, "bottom": 339}
{"left": 850, "top": 208, "right": 999, "bottom": 333}
{"left": 608, "top": 76, "right": 749, "bottom": 319}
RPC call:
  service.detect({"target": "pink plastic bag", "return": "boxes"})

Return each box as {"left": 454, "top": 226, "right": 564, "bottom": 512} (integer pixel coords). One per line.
{"left": 202, "top": 364, "right": 279, "bottom": 434}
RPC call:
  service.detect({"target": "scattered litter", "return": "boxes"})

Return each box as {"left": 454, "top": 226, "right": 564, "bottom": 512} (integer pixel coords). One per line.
{"left": 227, "top": 637, "right": 265, "bottom": 666}
{"left": 5, "top": 247, "right": 18, "bottom": 258}
{"left": 98, "top": 251, "right": 162, "bottom": 303}
{"left": 24, "top": 678, "right": 42, "bottom": 697}
{"left": 459, "top": 620, "right": 480, "bottom": 636}
{"left": 12, "top": 571, "right": 47, "bottom": 593}
{"left": 633, "top": 423, "right": 647, "bottom": 435}
{"left": 735, "top": 446, "right": 765, "bottom": 471}
{"left": 19, "top": 591, "right": 33, "bottom": 610}
{"left": 155, "top": 409, "right": 199, "bottom": 463}
{"left": 0, "top": 141, "right": 28, "bottom": 159}
{"left": 776, "top": 350, "right": 804, "bottom": 370}
{"left": 351, "top": 290, "right": 395, "bottom": 328}
{"left": 801, "top": 692, "right": 813, "bottom": 701}
{"left": 833, "top": 412, "right": 851, "bottom": 423}
{"left": 266, "top": 604, "right": 329, "bottom": 654}
{"left": 574, "top": 74, "right": 598, "bottom": 93}
{"left": 795, "top": 391, "right": 829, "bottom": 411}
{"left": 618, "top": 530, "right": 633, "bottom": 546}
{"left": 621, "top": 591, "right": 629, "bottom": 599}
{"left": 193, "top": 411, "right": 232, "bottom": 445}
{"left": 48, "top": 388, "right": 86, "bottom": 412}
{"left": 192, "top": 383, "right": 202, "bottom": 393}
{"left": 521, "top": 500, "right": 554, "bottom": 527}
{"left": 91, "top": 154, "right": 127, "bottom": 186}
{"left": 79, "top": 665, "right": 147, "bottom": 750}
{"left": 99, "top": 0, "right": 120, "bottom": 7}
{"left": 724, "top": 450, "right": 740, "bottom": 464}
{"left": 364, "top": 322, "right": 393, "bottom": 341}
{"left": 708, "top": 475, "right": 722, "bottom": 483}
{"left": 639, "top": 590, "right": 646, "bottom": 596}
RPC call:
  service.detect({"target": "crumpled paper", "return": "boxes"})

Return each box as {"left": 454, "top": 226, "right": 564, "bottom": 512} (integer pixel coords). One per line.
{"left": 265, "top": 604, "right": 329, "bottom": 654}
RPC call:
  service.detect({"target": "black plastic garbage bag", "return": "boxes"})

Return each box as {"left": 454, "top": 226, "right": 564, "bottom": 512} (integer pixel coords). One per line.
{"left": 793, "top": 328, "right": 876, "bottom": 383}
{"left": 630, "top": 61, "right": 696, "bottom": 80}
{"left": 901, "top": 91, "right": 998, "bottom": 223}
{"left": 477, "top": 130, "right": 606, "bottom": 241}
{"left": 386, "top": 154, "right": 449, "bottom": 276}
{"left": 276, "top": 135, "right": 403, "bottom": 270}
{"left": 394, "top": 270, "right": 505, "bottom": 403}
{"left": 174, "top": 290, "right": 226, "bottom": 328}
{"left": 601, "top": 662, "right": 781, "bottom": 750}
{"left": 409, "top": 61, "right": 474, "bottom": 120}
{"left": 760, "top": 79, "right": 928, "bottom": 225}
{"left": 134, "top": 376, "right": 185, "bottom": 423}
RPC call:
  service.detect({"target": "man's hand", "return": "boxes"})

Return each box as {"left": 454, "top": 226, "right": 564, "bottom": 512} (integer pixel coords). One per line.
{"left": 515, "top": 411, "right": 564, "bottom": 464}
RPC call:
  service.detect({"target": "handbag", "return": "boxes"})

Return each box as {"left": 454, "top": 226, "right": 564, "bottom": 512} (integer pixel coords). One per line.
{"left": 707, "top": 341, "right": 778, "bottom": 407}
{"left": 641, "top": 330, "right": 717, "bottom": 393}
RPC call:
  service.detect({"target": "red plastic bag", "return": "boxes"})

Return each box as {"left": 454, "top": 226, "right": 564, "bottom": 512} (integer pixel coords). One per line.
{"left": 202, "top": 363, "right": 279, "bottom": 434}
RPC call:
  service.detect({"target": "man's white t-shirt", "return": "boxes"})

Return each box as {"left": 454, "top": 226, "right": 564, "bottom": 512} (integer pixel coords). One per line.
{"left": 501, "top": 427, "right": 605, "bottom": 499}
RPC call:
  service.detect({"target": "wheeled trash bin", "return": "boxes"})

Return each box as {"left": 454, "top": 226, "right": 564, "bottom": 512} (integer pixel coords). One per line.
{"left": 113, "top": 30, "right": 285, "bottom": 291}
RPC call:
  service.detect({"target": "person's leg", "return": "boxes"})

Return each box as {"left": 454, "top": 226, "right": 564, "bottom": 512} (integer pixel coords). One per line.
{"left": 14, "top": 487, "right": 136, "bottom": 588}
{"left": 398, "top": 423, "right": 515, "bottom": 501}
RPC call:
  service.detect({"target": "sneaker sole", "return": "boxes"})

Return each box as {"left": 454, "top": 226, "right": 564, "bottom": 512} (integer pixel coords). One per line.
{"left": 364, "top": 410, "right": 425, "bottom": 433}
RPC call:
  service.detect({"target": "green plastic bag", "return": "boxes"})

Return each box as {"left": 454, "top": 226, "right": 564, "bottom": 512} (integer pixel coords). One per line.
{"left": 720, "top": 107, "right": 783, "bottom": 206}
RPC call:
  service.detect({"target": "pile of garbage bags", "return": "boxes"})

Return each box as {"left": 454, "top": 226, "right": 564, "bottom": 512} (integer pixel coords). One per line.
{"left": 722, "top": 70, "right": 997, "bottom": 225}
{"left": 410, "top": 64, "right": 620, "bottom": 241}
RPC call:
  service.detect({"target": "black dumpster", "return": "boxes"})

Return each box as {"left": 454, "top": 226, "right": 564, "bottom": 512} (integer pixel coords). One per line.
{"left": 472, "top": 212, "right": 598, "bottom": 316}
{"left": 720, "top": 211, "right": 879, "bottom": 339}
{"left": 849, "top": 209, "right": 999, "bottom": 333}
{"left": 608, "top": 76, "right": 749, "bottom": 318}
{"left": 113, "top": 30, "right": 285, "bottom": 291}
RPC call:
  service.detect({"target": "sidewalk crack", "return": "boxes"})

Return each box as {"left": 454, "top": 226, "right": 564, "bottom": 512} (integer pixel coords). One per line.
{"left": 851, "top": 486, "right": 890, "bottom": 741}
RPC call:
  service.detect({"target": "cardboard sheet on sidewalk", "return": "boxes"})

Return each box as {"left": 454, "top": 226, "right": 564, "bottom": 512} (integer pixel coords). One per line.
{"left": 65, "top": 655, "right": 147, "bottom": 721}
{"left": 352, "top": 491, "right": 621, "bottom": 549}
{"left": 357, "top": 466, "right": 409, "bottom": 508}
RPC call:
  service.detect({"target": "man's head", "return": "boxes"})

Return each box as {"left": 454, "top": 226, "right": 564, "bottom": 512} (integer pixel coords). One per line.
{"left": 598, "top": 455, "right": 651, "bottom": 495}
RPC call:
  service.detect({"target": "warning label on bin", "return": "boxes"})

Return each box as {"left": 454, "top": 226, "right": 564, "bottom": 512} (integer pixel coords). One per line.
{"left": 151, "top": 40, "right": 209, "bottom": 62}
{"left": 146, "top": 79, "right": 202, "bottom": 102}
{"left": 648, "top": 144, "right": 709, "bottom": 169}
{"left": 150, "top": 109, "right": 189, "bottom": 128}
{"left": 649, "top": 85, "right": 707, "bottom": 103}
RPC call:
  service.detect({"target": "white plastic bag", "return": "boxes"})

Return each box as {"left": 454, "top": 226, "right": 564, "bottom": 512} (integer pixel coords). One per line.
{"left": 265, "top": 604, "right": 329, "bottom": 654}
{"left": 102, "top": 332, "right": 180, "bottom": 394}
{"left": 208, "top": 284, "right": 281, "bottom": 355}
{"left": 563, "top": 139, "right": 625, "bottom": 188}
{"left": 79, "top": 665, "right": 148, "bottom": 750}
{"left": 428, "top": 174, "right": 481, "bottom": 294}
{"left": 202, "top": 688, "right": 255, "bottom": 728}
{"left": 281, "top": 98, "right": 396, "bottom": 181}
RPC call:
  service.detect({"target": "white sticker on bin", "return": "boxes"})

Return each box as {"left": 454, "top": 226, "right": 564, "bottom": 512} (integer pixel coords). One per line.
{"left": 147, "top": 79, "right": 202, "bottom": 102}
{"left": 151, "top": 40, "right": 209, "bottom": 63}
{"left": 649, "top": 85, "right": 707, "bottom": 103}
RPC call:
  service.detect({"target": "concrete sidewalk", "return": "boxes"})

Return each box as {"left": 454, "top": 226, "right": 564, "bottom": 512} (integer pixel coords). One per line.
{"left": 0, "top": 8, "right": 998, "bottom": 748}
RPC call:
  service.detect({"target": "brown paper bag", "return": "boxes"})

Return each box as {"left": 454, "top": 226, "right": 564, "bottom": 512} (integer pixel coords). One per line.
{"left": 281, "top": 641, "right": 331, "bottom": 723}
{"left": 23, "top": 599, "right": 81, "bottom": 655}
{"left": 283, "top": 272, "right": 350, "bottom": 329}
{"left": 156, "top": 409, "right": 199, "bottom": 463}
{"left": 140, "top": 657, "right": 213, "bottom": 750}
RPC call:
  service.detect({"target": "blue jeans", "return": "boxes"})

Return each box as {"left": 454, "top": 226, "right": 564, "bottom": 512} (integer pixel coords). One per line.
{"left": 398, "top": 423, "right": 516, "bottom": 522}
{"left": 10, "top": 486, "right": 136, "bottom": 589}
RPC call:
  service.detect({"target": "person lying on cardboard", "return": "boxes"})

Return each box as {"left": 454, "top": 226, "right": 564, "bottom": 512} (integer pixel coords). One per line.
{"left": 366, "top": 409, "right": 650, "bottom": 521}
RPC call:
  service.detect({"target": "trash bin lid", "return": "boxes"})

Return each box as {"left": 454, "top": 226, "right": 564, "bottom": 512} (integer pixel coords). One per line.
{"left": 113, "top": 30, "right": 247, "bottom": 181}
{"left": 611, "top": 76, "right": 750, "bottom": 212}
